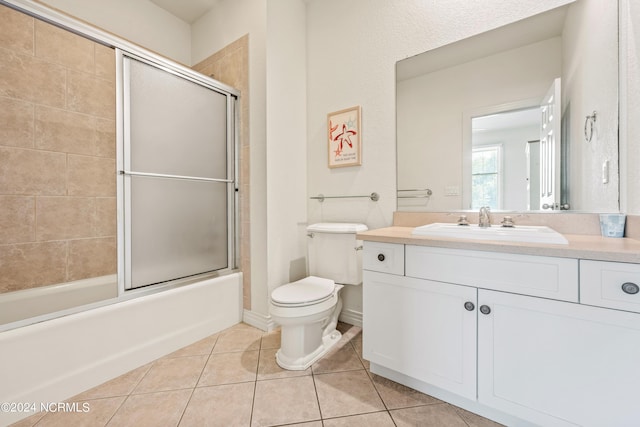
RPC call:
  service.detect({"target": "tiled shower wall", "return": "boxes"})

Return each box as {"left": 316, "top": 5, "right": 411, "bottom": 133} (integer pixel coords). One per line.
{"left": 193, "top": 35, "right": 251, "bottom": 310}
{"left": 0, "top": 5, "right": 116, "bottom": 294}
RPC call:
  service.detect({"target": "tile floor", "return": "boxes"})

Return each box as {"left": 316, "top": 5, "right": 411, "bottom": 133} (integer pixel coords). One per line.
{"left": 12, "top": 323, "right": 502, "bottom": 427}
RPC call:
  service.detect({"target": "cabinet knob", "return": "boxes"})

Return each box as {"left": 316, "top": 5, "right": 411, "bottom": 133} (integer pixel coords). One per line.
{"left": 464, "top": 302, "right": 475, "bottom": 311}
{"left": 621, "top": 282, "right": 639, "bottom": 295}
{"left": 479, "top": 305, "right": 491, "bottom": 315}
{"left": 377, "top": 253, "right": 385, "bottom": 262}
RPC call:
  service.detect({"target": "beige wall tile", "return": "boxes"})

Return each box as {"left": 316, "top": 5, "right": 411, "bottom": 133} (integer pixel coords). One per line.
{"left": 67, "top": 237, "right": 116, "bottom": 281}
{"left": 35, "top": 19, "right": 94, "bottom": 73}
{"left": 95, "top": 197, "right": 117, "bottom": 237}
{"left": 0, "top": 4, "right": 34, "bottom": 56}
{"left": 95, "top": 118, "right": 116, "bottom": 158}
{"left": 0, "top": 147, "right": 66, "bottom": 195}
{"left": 67, "top": 154, "right": 116, "bottom": 197}
{"left": 0, "top": 195, "right": 35, "bottom": 243}
{"left": 36, "top": 196, "right": 96, "bottom": 241}
{"left": 95, "top": 44, "right": 115, "bottom": 82}
{"left": 0, "top": 241, "right": 67, "bottom": 293}
{"left": 35, "top": 106, "right": 97, "bottom": 155}
{"left": 0, "top": 48, "right": 66, "bottom": 108}
{"left": 0, "top": 96, "right": 34, "bottom": 148}
{"left": 66, "top": 71, "right": 115, "bottom": 119}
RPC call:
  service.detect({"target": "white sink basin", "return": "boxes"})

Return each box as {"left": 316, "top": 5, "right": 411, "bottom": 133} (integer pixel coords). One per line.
{"left": 412, "top": 222, "right": 568, "bottom": 245}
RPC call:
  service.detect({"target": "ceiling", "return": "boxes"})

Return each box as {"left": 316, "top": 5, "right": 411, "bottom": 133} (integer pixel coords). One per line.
{"left": 472, "top": 107, "right": 540, "bottom": 133}
{"left": 149, "top": 0, "right": 220, "bottom": 23}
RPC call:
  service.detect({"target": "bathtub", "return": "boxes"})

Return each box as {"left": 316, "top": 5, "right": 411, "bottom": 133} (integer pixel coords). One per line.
{"left": 0, "top": 272, "right": 242, "bottom": 426}
{"left": 0, "top": 275, "right": 118, "bottom": 326}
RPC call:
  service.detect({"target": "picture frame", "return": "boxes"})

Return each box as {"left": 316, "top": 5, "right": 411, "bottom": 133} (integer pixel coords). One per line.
{"left": 327, "top": 106, "right": 361, "bottom": 168}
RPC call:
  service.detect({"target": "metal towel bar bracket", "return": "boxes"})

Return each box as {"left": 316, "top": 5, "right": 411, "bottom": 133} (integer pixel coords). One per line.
{"left": 310, "top": 192, "right": 379, "bottom": 202}
{"left": 397, "top": 188, "right": 433, "bottom": 199}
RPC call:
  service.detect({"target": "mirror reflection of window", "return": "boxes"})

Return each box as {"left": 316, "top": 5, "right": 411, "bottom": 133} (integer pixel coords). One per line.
{"left": 472, "top": 145, "right": 502, "bottom": 209}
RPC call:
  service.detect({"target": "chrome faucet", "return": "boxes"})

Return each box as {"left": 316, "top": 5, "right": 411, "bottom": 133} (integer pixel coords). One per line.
{"left": 479, "top": 206, "right": 491, "bottom": 228}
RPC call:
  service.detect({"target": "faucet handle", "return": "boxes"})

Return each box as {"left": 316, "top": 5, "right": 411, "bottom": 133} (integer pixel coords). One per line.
{"left": 457, "top": 215, "right": 469, "bottom": 226}
{"left": 501, "top": 216, "right": 515, "bottom": 227}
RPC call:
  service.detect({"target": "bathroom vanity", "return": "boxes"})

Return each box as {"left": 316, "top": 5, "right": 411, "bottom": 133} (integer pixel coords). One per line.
{"left": 358, "top": 216, "right": 640, "bottom": 427}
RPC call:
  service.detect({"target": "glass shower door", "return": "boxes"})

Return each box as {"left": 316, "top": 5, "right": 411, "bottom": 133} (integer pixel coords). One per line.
{"left": 122, "top": 55, "right": 234, "bottom": 289}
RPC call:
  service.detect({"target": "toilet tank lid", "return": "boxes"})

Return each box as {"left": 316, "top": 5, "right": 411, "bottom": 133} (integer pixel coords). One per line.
{"left": 307, "top": 223, "right": 368, "bottom": 234}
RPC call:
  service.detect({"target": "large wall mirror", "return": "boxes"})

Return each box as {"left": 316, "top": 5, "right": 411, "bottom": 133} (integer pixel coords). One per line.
{"left": 397, "top": 0, "right": 619, "bottom": 212}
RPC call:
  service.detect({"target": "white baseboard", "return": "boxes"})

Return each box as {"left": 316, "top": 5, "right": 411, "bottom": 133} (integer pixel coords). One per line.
{"left": 339, "top": 308, "right": 362, "bottom": 327}
{"left": 243, "top": 309, "right": 277, "bottom": 332}
{"left": 242, "top": 308, "right": 362, "bottom": 332}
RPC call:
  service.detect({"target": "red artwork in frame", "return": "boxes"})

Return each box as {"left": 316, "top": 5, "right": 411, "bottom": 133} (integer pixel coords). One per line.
{"left": 327, "top": 106, "right": 361, "bottom": 168}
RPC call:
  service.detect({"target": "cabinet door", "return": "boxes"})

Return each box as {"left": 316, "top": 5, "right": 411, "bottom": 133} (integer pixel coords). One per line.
{"left": 363, "top": 271, "right": 477, "bottom": 399}
{"left": 478, "top": 289, "right": 640, "bottom": 427}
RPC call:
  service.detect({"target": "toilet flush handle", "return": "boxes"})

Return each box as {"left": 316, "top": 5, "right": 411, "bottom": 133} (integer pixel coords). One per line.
{"left": 355, "top": 245, "right": 363, "bottom": 251}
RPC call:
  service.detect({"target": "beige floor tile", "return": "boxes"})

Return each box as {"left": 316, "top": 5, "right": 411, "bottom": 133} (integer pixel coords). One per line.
{"left": 390, "top": 403, "right": 469, "bottom": 427}
{"left": 351, "top": 334, "right": 370, "bottom": 370}
{"left": 12, "top": 321, "right": 501, "bottom": 427}
{"left": 322, "top": 411, "right": 395, "bottom": 426}
{"left": 198, "top": 350, "right": 258, "bottom": 386}
{"left": 132, "top": 356, "right": 207, "bottom": 394}
{"left": 165, "top": 334, "right": 219, "bottom": 358}
{"left": 251, "top": 376, "right": 321, "bottom": 427}
{"left": 278, "top": 423, "right": 322, "bottom": 427}
{"left": 336, "top": 322, "right": 362, "bottom": 342}
{"left": 257, "top": 348, "right": 311, "bottom": 380}
{"left": 35, "top": 396, "right": 125, "bottom": 427}
{"left": 370, "top": 373, "right": 441, "bottom": 409}
{"left": 107, "top": 389, "right": 191, "bottom": 427}
{"left": 454, "top": 407, "right": 505, "bottom": 427}
{"left": 73, "top": 363, "right": 152, "bottom": 400}
{"left": 179, "top": 382, "right": 254, "bottom": 427}
{"left": 314, "top": 370, "right": 385, "bottom": 419}
{"left": 213, "top": 328, "right": 262, "bottom": 353}
{"left": 9, "top": 411, "right": 45, "bottom": 427}
{"left": 312, "top": 344, "right": 365, "bottom": 374}
{"left": 260, "top": 328, "right": 281, "bottom": 350}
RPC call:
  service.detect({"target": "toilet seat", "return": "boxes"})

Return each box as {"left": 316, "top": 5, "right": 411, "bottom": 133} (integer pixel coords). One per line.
{"left": 271, "top": 276, "right": 336, "bottom": 307}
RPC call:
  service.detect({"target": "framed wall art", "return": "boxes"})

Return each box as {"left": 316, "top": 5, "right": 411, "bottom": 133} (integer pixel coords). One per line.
{"left": 327, "top": 106, "right": 361, "bottom": 168}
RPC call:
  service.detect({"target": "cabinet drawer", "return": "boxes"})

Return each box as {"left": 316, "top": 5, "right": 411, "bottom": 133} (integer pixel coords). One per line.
{"left": 405, "top": 245, "right": 578, "bottom": 302}
{"left": 580, "top": 260, "right": 640, "bottom": 313}
{"left": 363, "top": 242, "right": 404, "bottom": 275}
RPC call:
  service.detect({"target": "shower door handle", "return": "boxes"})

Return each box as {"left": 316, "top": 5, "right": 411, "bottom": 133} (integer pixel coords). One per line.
{"left": 120, "top": 170, "right": 233, "bottom": 183}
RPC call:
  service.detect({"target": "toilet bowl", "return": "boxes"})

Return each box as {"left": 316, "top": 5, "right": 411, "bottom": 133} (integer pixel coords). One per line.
{"left": 270, "top": 276, "right": 344, "bottom": 370}
{"left": 269, "top": 222, "right": 368, "bottom": 371}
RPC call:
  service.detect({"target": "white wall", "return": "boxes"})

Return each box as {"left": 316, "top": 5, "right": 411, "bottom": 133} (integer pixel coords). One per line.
{"left": 562, "top": 0, "right": 619, "bottom": 212}
{"left": 265, "top": 0, "right": 308, "bottom": 298}
{"left": 306, "top": 0, "right": 572, "bottom": 321}
{"left": 306, "top": 0, "right": 572, "bottom": 227}
{"left": 620, "top": 0, "right": 640, "bottom": 214}
{"left": 396, "top": 38, "right": 561, "bottom": 211}
{"left": 37, "top": 0, "right": 192, "bottom": 64}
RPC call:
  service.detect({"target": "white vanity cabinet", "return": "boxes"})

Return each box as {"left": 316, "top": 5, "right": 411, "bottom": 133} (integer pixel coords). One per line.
{"left": 362, "top": 241, "right": 640, "bottom": 427}
{"left": 363, "top": 270, "right": 477, "bottom": 399}
{"left": 478, "top": 289, "right": 640, "bottom": 427}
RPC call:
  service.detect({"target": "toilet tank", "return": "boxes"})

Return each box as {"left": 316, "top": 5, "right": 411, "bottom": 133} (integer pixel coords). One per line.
{"left": 307, "top": 223, "right": 368, "bottom": 285}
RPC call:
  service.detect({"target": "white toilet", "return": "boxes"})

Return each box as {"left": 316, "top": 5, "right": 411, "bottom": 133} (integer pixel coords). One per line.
{"left": 270, "top": 222, "right": 368, "bottom": 370}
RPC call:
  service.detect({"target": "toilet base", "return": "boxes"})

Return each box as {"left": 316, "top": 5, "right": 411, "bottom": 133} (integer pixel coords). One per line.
{"left": 275, "top": 328, "right": 342, "bottom": 370}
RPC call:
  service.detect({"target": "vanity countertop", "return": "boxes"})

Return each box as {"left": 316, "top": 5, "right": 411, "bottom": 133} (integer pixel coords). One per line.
{"left": 357, "top": 226, "right": 640, "bottom": 264}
